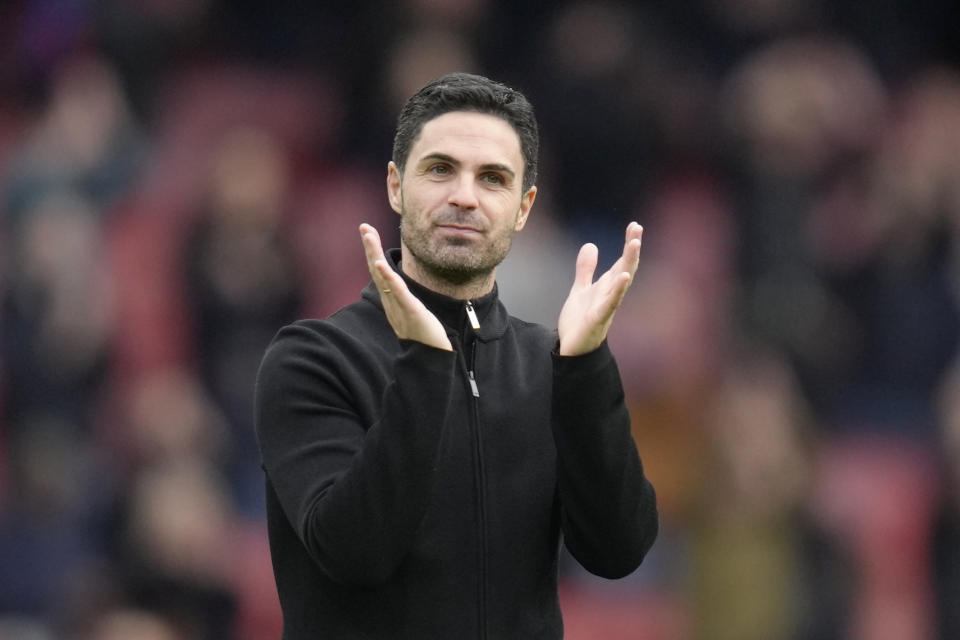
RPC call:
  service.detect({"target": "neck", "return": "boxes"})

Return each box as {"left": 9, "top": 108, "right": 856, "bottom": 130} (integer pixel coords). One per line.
{"left": 400, "top": 245, "right": 496, "bottom": 301}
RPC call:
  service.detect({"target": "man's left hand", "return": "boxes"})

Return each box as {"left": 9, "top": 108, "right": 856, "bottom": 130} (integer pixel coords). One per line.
{"left": 557, "top": 222, "right": 643, "bottom": 356}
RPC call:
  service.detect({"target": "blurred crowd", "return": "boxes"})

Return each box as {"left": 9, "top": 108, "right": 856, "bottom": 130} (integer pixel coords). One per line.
{"left": 1, "top": 1, "right": 959, "bottom": 639}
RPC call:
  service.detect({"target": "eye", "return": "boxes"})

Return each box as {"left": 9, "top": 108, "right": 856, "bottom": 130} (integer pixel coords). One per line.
{"left": 428, "top": 163, "right": 451, "bottom": 176}
{"left": 481, "top": 172, "right": 506, "bottom": 185}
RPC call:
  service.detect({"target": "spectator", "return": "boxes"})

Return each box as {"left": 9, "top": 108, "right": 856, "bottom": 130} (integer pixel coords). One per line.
{"left": 1, "top": 190, "right": 116, "bottom": 436}
{"left": 115, "top": 460, "right": 238, "bottom": 640}
{"left": 689, "top": 348, "right": 853, "bottom": 640}
{"left": 181, "top": 126, "right": 304, "bottom": 517}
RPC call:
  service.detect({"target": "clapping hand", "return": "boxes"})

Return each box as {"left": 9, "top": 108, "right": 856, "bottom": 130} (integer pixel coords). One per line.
{"left": 360, "top": 223, "right": 453, "bottom": 351}
{"left": 557, "top": 222, "right": 643, "bottom": 356}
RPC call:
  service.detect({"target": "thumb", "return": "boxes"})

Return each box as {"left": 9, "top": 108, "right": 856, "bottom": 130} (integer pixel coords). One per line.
{"left": 574, "top": 243, "right": 599, "bottom": 288}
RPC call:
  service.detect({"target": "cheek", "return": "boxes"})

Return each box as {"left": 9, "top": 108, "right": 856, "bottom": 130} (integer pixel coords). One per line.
{"left": 501, "top": 199, "right": 527, "bottom": 230}
{"left": 484, "top": 190, "right": 522, "bottom": 215}
{"left": 405, "top": 182, "right": 447, "bottom": 212}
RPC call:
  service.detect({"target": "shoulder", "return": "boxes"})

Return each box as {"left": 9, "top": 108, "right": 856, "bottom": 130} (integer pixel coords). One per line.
{"left": 260, "top": 299, "right": 396, "bottom": 376}
{"left": 255, "top": 300, "right": 400, "bottom": 420}
{"left": 285, "top": 296, "right": 391, "bottom": 343}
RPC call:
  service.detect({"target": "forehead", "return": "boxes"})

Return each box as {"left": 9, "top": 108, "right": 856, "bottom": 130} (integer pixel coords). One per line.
{"left": 409, "top": 111, "right": 523, "bottom": 168}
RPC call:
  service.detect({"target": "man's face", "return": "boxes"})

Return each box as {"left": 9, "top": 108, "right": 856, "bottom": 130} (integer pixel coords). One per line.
{"left": 387, "top": 111, "right": 536, "bottom": 285}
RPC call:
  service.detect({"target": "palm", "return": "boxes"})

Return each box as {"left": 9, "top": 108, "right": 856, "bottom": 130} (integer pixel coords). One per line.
{"left": 360, "top": 223, "right": 452, "bottom": 351}
{"left": 557, "top": 223, "right": 643, "bottom": 356}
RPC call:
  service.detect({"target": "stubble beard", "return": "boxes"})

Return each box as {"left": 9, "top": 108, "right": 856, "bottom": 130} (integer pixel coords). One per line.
{"left": 400, "top": 209, "right": 516, "bottom": 286}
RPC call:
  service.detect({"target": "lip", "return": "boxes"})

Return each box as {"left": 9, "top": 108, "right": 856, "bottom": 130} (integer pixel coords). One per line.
{"left": 437, "top": 224, "right": 483, "bottom": 234}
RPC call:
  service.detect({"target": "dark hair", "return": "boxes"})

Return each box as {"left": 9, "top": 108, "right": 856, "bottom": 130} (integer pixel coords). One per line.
{"left": 392, "top": 72, "right": 539, "bottom": 192}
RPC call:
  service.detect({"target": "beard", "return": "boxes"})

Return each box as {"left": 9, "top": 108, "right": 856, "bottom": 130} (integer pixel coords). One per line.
{"left": 399, "top": 207, "right": 517, "bottom": 286}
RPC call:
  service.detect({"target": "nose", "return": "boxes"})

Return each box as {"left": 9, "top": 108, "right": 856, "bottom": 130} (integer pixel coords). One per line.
{"left": 448, "top": 173, "right": 479, "bottom": 210}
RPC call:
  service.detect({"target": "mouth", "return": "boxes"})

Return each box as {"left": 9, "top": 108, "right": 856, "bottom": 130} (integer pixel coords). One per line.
{"left": 437, "top": 223, "right": 483, "bottom": 235}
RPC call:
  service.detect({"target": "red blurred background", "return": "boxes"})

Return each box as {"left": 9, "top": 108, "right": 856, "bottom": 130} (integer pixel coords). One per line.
{"left": 1, "top": 1, "right": 960, "bottom": 638}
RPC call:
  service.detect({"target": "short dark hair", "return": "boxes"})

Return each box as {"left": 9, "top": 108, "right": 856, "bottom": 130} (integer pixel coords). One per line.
{"left": 392, "top": 72, "right": 539, "bottom": 192}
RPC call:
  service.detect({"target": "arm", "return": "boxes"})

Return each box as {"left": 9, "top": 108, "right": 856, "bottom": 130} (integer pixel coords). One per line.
{"left": 553, "top": 341, "right": 658, "bottom": 578}
{"left": 254, "top": 224, "right": 457, "bottom": 586}
{"left": 256, "top": 326, "right": 457, "bottom": 586}
{"left": 553, "top": 221, "right": 658, "bottom": 577}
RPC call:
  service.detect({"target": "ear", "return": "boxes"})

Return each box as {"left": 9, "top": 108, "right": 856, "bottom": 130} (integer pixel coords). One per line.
{"left": 386, "top": 161, "right": 403, "bottom": 214}
{"left": 514, "top": 185, "right": 537, "bottom": 232}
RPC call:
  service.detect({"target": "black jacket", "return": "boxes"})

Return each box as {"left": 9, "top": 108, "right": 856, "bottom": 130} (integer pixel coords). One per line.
{"left": 254, "top": 249, "right": 658, "bottom": 639}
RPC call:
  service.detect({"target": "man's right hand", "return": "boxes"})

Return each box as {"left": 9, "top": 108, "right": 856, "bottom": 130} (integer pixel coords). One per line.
{"left": 360, "top": 223, "right": 453, "bottom": 351}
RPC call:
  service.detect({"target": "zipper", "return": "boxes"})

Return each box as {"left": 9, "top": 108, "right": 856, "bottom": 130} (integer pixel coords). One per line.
{"left": 468, "top": 370, "right": 480, "bottom": 398}
{"left": 463, "top": 303, "right": 487, "bottom": 638}
{"left": 465, "top": 300, "right": 481, "bottom": 332}
{"left": 465, "top": 302, "right": 480, "bottom": 398}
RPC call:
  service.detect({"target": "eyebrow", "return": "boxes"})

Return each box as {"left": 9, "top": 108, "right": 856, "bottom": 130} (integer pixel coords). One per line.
{"left": 419, "top": 153, "right": 517, "bottom": 180}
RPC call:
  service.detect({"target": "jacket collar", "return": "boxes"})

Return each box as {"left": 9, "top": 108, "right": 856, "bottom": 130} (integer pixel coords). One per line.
{"left": 361, "top": 248, "right": 510, "bottom": 341}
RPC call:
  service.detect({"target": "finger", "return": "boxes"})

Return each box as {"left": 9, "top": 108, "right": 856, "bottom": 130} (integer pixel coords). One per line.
{"left": 360, "top": 224, "right": 390, "bottom": 288}
{"left": 597, "top": 271, "right": 632, "bottom": 324}
{"left": 628, "top": 222, "right": 644, "bottom": 265}
{"left": 374, "top": 258, "right": 408, "bottom": 296}
{"left": 374, "top": 257, "right": 427, "bottom": 319}
{"left": 610, "top": 222, "right": 643, "bottom": 277}
{"left": 574, "top": 243, "right": 599, "bottom": 288}
{"left": 624, "top": 235, "right": 642, "bottom": 278}
{"left": 360, "top": 226, "right": 405, "bottom": 307}
{"left": 360, "top": 223, "right": 385, "bottom": 267}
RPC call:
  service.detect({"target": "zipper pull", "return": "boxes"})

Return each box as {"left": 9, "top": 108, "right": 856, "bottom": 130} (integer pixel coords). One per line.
{"left": 465, "top": 301, "right": 480, "bottom": 331}
{"left": 468, "top": 370, "right": 480, "bottom": 397}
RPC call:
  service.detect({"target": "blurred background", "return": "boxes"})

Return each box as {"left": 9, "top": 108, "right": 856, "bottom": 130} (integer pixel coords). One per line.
{"left": 1, "top": 0, "right": 960, "bottom": 638}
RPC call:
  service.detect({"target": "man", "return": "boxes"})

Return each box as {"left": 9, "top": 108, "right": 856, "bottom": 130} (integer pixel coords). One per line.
{"left": 255, "top": 72, "right": 658, "bottom": 639}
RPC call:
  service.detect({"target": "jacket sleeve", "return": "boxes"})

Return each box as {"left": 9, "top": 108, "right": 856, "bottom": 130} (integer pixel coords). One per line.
{"left": 254, "top": 322, "right": 457, "bottom": 586}
{"left": 552, "top": 340, "right": 658, "bottom": 579}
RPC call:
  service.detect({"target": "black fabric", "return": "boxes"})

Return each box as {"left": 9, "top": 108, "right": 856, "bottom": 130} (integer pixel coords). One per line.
{"left": 254, "top": 248, "right": 658, "bottom": 639}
